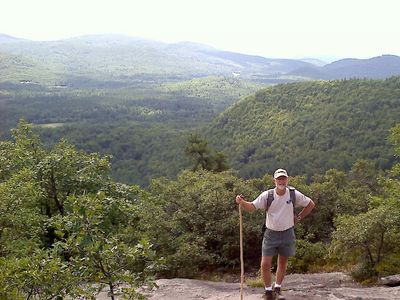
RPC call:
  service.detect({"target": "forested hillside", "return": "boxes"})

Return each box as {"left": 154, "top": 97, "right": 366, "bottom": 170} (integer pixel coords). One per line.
{"left": 2, "top": 77, "right": 400, "bottom": 186}
{"left": 205, "top": 77, "right": 400, "bottom": 179}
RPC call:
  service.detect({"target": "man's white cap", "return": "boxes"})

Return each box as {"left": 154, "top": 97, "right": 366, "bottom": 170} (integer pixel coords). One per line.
{"left": 274, "top": 168, "right": 288, "bottom": 179}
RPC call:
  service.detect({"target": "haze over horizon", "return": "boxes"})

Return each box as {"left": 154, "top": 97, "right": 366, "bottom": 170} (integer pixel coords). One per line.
{"left": 1, "top": 0, "right": 399, "bottom": 62}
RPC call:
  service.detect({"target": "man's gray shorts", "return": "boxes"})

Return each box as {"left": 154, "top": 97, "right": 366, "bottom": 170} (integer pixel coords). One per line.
{"left": 262, "top": 227, "right": 296, "bottom": 257}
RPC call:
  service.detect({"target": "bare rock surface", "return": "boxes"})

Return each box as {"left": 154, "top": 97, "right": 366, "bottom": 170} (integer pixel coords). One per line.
{"left": 380, "top": 274, "right": 400, "bottom": 287}
{"left": 94, "top": 272, "right": 400, "bottom": 299}
{"left": 138, "top": 272, "right": 400, "bottom": 300}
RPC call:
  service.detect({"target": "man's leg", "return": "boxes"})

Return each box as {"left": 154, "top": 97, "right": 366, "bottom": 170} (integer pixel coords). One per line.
{"left": 275, "top": 254, "right": 289, "bottom": 285}
{"left": 261, "top": 256, "right": 273, "bottom": 287}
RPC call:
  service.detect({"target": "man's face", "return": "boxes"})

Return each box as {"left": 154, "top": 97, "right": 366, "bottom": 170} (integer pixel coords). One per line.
{"left": 275, "top": 176, "right": 288, "bottom": 190}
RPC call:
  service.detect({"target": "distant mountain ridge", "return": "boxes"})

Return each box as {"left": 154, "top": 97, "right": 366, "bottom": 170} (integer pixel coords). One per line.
{"left": 0, "top": 33, "right": 313, "bottom": 86}
{"left": 289, "top": 55, "right": 400, "bottom": 79}
{"left": 1, "top": 33, "right": 399, "bottom": 86}
{"left": 0, "top": 33, "right": 25, "bottom": 43}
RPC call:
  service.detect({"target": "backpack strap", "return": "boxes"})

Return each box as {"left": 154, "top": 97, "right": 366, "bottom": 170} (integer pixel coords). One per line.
{"left": 266, "top": 189, "right": 274, "bottom": 210}
{"left": 262, "top": 187, "right": 297, "bottom": 233}
{"left": 288, "top": 186, "right": 296, "bottom": 215}
{"left": 262, "top": 189, "right": 274, "bottom": 233}
{"left": 266, "top": 187, "right": 296, "bottom": 211}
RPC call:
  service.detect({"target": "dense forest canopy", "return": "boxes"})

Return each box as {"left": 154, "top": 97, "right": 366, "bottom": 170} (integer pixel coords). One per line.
{"left": 206, "top": 77, "right": 400, "bottom": 180}
{"left": 0, "top": 76, "right": 264, "bottom": 186}
{"left": 1, "top": 77, "right": 400, "bottom": 186}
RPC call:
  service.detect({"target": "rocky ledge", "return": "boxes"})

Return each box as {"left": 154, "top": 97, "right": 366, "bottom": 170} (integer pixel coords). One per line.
{"left": 140, "top": 272, "right": 400, "bottom": 300}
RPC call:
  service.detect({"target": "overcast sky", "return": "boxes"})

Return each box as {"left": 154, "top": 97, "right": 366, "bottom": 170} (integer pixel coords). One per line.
{"left": 2, "top": 0, "right": 399, "bottom": 61}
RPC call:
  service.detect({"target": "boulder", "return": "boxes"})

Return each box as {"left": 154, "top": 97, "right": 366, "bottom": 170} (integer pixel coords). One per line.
{"left": 380, "top": 274, "right": 400, "bottom": 287}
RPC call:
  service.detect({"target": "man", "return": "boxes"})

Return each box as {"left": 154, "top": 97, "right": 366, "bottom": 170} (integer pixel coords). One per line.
{"left": 236, "top": 168, "right": 315, "bottom": 300}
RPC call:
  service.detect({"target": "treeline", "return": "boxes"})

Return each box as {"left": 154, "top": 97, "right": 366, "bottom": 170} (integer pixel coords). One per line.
{"left": 1, "top": 121, "right": 400, "bottom": 299}
{"left": 0, "top": 77, "right": 261, "bottom": 129}
{"left": 0, "top": 92, "right": 219, "bottom": 128}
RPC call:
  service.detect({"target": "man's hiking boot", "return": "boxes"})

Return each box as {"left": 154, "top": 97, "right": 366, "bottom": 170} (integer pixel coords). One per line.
{"left": 263, "top": 290, "right": 274, "bottom": 300}
{"left": 273, "top": 286, "right": 285, "bottom": 300}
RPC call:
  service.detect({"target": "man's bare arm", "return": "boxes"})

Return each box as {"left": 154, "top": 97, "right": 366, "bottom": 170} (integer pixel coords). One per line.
{"left": 236, "top": 195, "right": 256, "bottom": 212}
{"left": 295, "top": 199, "right": 315, "bottom": 223}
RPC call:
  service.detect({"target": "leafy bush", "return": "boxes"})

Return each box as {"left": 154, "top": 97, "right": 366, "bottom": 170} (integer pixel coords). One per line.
{"left": 288, "top": 240, "right": 327, "bottom": 273}
{"left": 0, "top": 121, "right": 160, "bottom": 299}
{"left": 330, "top": 199, "right": 400, "bottom": 281}
{"left": 350, "top": 262, "right": 377, "bottom": 284}
{"left": 142, "top": 170, "right": 264, "bottom": 277}
{"left": 376, "top": 252, "right": 400, "bottom": 276}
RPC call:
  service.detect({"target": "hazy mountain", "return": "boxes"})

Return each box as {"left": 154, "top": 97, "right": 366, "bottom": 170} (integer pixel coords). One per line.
{"left": 0, "top": 33, "right": 315, "bottom": 86}
{"left": 0, "top": 33, "right": 24, "bottom": 43}
{"left": 1, "top": 33, "right": 399, "bottom": 86}
{"left": 290, "top": 55, "right": 400, "bottom": 79}
{"left": 298, "top": 58, "right": 327, "bottom": 67}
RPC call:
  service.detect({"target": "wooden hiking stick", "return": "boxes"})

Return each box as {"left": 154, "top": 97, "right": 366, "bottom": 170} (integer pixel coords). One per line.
{"left": 239, "top": 204, "right": 244, "bottom": 300}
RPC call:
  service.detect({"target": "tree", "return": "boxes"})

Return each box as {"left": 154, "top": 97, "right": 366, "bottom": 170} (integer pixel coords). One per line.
{"left": 185, "top": 134, "right": 229, "bottom": 172}
{"left": 0, "top": 248, "right": 86, "bottom": 300}
{"left": 329, "top": 124, "right": 400, "bottom": 281}
{"left": 330, "top": 200, "right": 400, "bottom": 281}
{"left": 0, "top": 120, "right": 159, "bottom": 299}
{"left": 389, "top": 123, "right": 400, "bottom": 179}
{"left": 389, "top": 123, "right": 400, "bottom": 158}
{"left": 348, "top": 160, "right": 381, "bottom": 192}
{"left": 52, "top": 191, "right": 161, "bottom": 300}
{"left": 213, "top": 151, "right": 230, "bottom": 172}
{"left": 185, "top": 134, "right": 215, "bottom": 171}
{"left": 0, "top": 169, "right": 44, "bottom": 258}
{"left": 0, "top": 119, "right": 45, "bottom": 182}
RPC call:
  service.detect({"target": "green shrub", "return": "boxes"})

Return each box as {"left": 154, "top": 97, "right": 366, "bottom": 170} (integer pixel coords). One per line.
{"left": 142, "top": 170, "right": 263, "bottom": 277}
{"left": 288, "top": 240, "right": 327, "bottom": 273}
{"left": 376, "top": 252, "right": 400, "bottom": 276}
{"left": 351, "top": 262, "right": 377, "bottom": 284}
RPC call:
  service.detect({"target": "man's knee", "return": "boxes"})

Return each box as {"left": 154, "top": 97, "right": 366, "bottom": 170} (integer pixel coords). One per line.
{"left": 277, "top": 255, "right": 289, "bottom": 267}
{"left": 261, "top": 257, "right": 272, "bottom": 270}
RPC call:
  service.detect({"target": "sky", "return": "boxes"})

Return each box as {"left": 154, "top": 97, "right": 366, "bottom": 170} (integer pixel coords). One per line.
{"left": 2, "top": 0, "right": 399, "bottom": 62}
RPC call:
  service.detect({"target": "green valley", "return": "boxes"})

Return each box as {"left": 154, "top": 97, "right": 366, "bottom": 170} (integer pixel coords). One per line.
{"left": 1, "top": 35, "right": 400, "bottom": 186}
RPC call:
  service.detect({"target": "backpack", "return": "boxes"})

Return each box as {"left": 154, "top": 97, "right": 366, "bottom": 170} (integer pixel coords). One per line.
{"left": 261, "top": 186, "right": 296, "bottom": 234}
